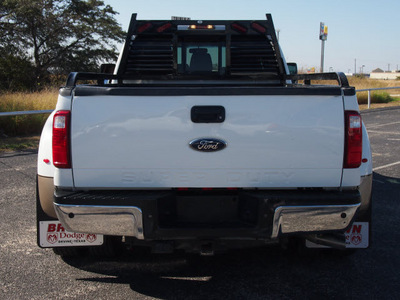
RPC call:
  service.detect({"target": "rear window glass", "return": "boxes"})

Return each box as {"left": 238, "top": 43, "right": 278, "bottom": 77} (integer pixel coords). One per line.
{"left": 177, "top": 42, "right": 226, "bottom": 75}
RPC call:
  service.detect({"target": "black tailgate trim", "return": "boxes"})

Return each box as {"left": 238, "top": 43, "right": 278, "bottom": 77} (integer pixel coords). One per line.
{"left": 72, "top": 85, "right": 343, "bottom": 97}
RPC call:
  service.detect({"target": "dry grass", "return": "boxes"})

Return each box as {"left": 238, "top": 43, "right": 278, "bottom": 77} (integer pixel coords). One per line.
{"left": 309, "top": 76, "right": 400, "bottom": 109}
{"left": 0, "top": 89, "right": 58, "bottom": 136}
{"left": 0, "top": 88, "right": 58, "bottom": 112}
{"left": 311, "top": 77, "right": 400, "bottom": 105}
{"left": 0, "top": 136, "right": 40, "bottom": 153}
{"left": 349, "top": 77, "right": 400, "bottom": 104}
{"left": 349, "top": 77, "right": 400, "bottom": 90}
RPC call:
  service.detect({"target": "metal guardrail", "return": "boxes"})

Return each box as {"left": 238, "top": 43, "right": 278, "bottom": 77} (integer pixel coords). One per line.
{"left": 0, "top": 110, "right": 53, "bottom": 117}
{"left": 0, "top": 86, "right": 399, "bottom": 117}
{"left": 356, "top": 86, "right": 400, "bottom": 109}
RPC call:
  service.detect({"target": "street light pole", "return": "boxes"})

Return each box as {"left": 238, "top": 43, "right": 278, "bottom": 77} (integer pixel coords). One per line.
{"left": 354, "top": 59, "right": 356, "bottom": 74}
{"left": 319, "top": 22, "right": 328, "bottom": 73}
{"left": 320, "top": 40, "right": 325, "bottom": 73}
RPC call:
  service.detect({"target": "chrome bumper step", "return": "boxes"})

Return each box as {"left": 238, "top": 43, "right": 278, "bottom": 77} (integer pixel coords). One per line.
{"left": 54, "top": 204, "right": 144, "bottom": 239}
{"left": 54, "top": 201, "right": 360, "bottom": 240}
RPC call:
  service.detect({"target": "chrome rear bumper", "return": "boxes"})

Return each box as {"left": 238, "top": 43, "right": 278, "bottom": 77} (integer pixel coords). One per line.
{"left": 271, "top": 204, "right": 360, "bottom": 238}
{"left": 54, "top": 204, "right": 144, "bottom": 239}
{"left": 54, "top": 201, "right": 360, "bottom": 240}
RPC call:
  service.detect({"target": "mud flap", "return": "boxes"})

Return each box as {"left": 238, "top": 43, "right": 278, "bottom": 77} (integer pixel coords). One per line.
{"left": 38, "top": 220, "right": 104, "bottom": 248}
{"left": 36, "top": 176, "right": 103, "bottom": 248}
{"left": 306, "top": 222, "right": 369, "bottom": 249}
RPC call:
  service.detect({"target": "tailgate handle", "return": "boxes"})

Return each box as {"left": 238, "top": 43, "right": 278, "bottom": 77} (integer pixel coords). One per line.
{"left": 191, "top": 106, "right": 225, "bottom": 123}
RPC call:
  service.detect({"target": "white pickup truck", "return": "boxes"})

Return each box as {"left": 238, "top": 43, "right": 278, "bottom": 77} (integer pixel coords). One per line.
{"left": 37, "top": 14, "right": 372, "bottom": 256}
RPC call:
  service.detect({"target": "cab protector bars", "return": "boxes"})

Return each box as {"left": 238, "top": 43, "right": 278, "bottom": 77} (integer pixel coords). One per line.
{"left": 65, "top": 71, "right": 350, "bottom": 88}
{"left": 117, "top": 13, "right": 287, "bottom": 84}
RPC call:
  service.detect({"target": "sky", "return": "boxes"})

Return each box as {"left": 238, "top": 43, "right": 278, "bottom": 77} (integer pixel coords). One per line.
{"left": 104, "top": 0, "right": 399, "bottom": 74}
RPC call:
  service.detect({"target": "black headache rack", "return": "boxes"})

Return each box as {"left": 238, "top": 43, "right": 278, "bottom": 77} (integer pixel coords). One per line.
{"left": 64, "top": 13, "right": 352, "bottom": 90}
{"left": 117, "top": 13, "right": 285, "bottom": 80}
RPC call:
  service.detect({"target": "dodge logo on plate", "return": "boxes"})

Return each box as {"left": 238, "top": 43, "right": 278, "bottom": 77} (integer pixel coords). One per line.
{"left": 189, "top": 138, "right": 227, "bottom": 152}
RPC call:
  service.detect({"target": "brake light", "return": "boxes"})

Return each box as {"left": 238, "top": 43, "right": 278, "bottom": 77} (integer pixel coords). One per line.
{"left": 344, "top": 111, "right": 362, "bottom": 168}
{"left": 53, "top": 110, "right": 71, "bottom": 169}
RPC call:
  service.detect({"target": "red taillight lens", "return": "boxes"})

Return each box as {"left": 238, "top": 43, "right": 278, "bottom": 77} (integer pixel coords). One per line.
{"left": 53, "top": 110, "right": 71, "bottom": 169}
{"left": 157, "top": 22, "right": 172, "bottom": 33}
{"left": 231, "top": 23, "right": 248, "bottom": 33}
{"left": 344, "top": 111, "right": 362, "bottom": 168}
{"left": 138, "top": 22, "right": 152, "bottom": 33}
{"left": 251, "top": 22, "right": 267, "bottom": 34}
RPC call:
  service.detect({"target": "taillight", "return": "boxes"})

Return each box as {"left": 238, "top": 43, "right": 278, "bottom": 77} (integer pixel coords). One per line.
{"left": 344, "top": 111, "right": 362, "bottom": 168}
{"left": 53, "top": 110, "right": 71, "bottom": 169}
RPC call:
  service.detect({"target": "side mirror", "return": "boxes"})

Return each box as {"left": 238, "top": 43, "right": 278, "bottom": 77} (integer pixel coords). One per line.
{"left": 100, "top": 63, "right": 116, "bottom": 74}
{"left": 287, "top": 62, "right": 298, "bottom": 75}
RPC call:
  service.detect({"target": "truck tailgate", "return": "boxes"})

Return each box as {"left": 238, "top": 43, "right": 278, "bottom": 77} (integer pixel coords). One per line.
{"left": 70, "top": 91, "right": 345, "bottom": 189}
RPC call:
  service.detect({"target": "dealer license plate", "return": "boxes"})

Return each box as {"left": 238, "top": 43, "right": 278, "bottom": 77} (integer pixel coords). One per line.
{"left": 39, "top": 221, "right": 103, "bottom": 247}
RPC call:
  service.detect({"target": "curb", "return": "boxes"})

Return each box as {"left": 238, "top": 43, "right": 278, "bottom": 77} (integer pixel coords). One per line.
{"left": 361, "top": 106, "right": 400, "bottom": 114}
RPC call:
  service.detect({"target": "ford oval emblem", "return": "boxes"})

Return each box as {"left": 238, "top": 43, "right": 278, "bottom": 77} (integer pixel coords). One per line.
{"left": 189, "top": 138, "right": 227, "bottom": 152}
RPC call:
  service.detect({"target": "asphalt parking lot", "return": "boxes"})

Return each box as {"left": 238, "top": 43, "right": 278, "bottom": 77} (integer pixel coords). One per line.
{"left": 0, "top": 107, "right": 399, "bottom": 299}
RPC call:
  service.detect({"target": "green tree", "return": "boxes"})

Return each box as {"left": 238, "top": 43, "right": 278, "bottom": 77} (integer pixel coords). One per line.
{"left": 0, "top": 46, "right": 36, "bottom": 91}
{"left": 0, "top": 0, "right": 125, "bottom": 89}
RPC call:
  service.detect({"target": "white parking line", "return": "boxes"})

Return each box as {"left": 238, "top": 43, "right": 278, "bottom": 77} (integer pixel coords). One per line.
{"left": 368, "top": 130, "right": 400, "bottom": 135}
{"left": 367, "top": 121, "right": 400, "bottom": 129}
{"left": 373, "top": 161, "right": 400, "bottom": 171}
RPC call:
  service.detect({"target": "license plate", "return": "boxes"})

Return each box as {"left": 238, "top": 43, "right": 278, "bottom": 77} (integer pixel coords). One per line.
{"left": 39, "top": 221, "right": 103, "bottom": 247}
{"left": 306, "top": 222, "right": 369, "bottom": 249}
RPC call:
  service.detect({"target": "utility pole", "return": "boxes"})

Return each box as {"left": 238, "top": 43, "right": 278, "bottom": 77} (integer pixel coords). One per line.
{"left": 320, "top": 40, "right": 325, "bottom": 73}
{"left": 354, "top": 59, "right": 356, "bottom": 74}
{"left": 319, "top": 22, "right": 328, "bottom": 73}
